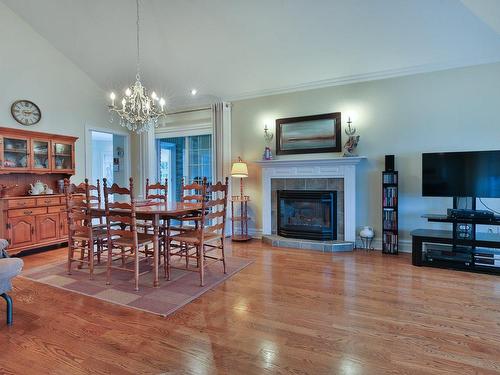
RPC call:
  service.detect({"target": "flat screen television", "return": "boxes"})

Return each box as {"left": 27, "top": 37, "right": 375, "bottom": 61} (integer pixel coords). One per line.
{"left": 422, "top": 150, "right": 500, "bottom": 198}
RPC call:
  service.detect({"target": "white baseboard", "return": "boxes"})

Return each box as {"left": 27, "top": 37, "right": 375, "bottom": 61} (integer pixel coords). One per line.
{"left": 249, "top": 228, "right": 263, "bottom": 239}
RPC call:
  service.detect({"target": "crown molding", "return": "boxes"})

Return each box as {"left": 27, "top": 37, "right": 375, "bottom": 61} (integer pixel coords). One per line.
{"left": 224, "top": 56, "right": 500, "bottom": 102}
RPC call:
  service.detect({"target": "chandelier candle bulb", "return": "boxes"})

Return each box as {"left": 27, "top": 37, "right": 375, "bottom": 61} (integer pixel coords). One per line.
{"left": 110, "top": 92, "right": 116, "bottom": 106}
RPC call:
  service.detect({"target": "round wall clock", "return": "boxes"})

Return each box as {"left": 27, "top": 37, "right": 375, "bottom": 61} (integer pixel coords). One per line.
{"left": 11, "top": 100, "right": 41, "bottom": 126}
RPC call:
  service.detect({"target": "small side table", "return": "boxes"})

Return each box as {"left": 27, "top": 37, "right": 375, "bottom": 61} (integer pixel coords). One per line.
{"left": 231, "top": 195, "right": 251, "bottom": 241}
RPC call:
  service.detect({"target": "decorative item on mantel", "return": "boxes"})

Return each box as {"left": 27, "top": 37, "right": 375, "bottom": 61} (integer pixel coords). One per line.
{"left": 343, "top": 117, "right": 360, "bottom": 157}
{"left": 231, "top": 157, "right": 251, "bottom": 241}
{"left": 107, "top": 0, "right": 166, "bottom": 133}
{"left": 276, "top": 112, "right": 341, "bottom": 155}
{"left": 262, "top": 124, "right": 274, "bottom": 160}
{"left": 359, "top": 226, "right": 375, "bottom": 250}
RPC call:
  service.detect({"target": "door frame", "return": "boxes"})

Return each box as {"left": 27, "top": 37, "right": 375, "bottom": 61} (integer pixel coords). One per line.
{"left": 84, "top": 124, "right": 131, "bottom": 185}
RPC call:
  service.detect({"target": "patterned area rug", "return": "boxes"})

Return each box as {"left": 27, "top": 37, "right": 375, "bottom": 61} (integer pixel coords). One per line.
{"left": 22, "top": 255, "right": 253, "bottom": 316}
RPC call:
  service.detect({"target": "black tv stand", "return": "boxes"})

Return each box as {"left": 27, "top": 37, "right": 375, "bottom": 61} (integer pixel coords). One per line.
{"left": 412, "top": 213, "right": 500, "bottom": 275}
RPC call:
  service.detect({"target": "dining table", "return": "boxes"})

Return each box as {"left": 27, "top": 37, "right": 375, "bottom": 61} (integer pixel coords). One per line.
{"left": 91, "top": 201, "right": 202, "bottom": 287}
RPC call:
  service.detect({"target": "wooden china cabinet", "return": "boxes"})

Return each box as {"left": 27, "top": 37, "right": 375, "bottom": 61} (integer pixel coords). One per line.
{"left": 0, "top": 127, "right": 78, "bottom": 255}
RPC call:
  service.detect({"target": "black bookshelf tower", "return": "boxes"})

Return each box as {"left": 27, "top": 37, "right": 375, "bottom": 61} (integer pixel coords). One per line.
{"left": 382, "top": 155, "right": 398, "bottom": 254}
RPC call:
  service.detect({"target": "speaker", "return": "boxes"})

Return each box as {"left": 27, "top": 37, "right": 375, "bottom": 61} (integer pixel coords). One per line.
{"left": 385, "top": 155, "right": 395, "bottom": 171}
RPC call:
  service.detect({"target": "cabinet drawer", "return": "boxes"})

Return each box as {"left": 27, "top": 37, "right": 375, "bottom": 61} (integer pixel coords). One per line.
{"left": 7, "top": 199, "right": 36, "bottom": 209}
{"left": 36, "top": 196, "right": 61, "bottom": 206}
{"left": 48, "top": 205, "right": 66, "bottom": 213}
{"left": 8, "top": 207, "right": 47, "bottom": 218}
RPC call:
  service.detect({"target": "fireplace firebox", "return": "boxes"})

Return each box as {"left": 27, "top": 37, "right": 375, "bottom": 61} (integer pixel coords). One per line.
{"left": 277, "top": 190, "right": 337, "bottom": 241}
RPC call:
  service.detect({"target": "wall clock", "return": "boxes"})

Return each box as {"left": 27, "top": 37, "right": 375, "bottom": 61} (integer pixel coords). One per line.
{"left": 11, "top": 100, "right": 41, "bottom": 126}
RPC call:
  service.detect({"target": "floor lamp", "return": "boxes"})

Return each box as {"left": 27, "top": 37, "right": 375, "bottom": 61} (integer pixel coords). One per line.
{"left": 231, "top": 157, "right": 251, "bottom": 241}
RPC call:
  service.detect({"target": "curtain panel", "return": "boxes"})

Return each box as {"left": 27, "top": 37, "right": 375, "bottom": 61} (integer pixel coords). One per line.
{"left": 211, "top": 102, "right": 232, "bottom": 183}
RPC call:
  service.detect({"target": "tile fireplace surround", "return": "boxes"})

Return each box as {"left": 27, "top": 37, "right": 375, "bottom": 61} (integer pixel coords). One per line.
{"left": 255, "top": 157, "right": 366, "bottom": 246}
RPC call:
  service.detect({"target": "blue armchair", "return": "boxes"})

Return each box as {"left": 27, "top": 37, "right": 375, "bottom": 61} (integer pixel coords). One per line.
{"left": 0, "top": 239, "right": 23, "bottom": 325}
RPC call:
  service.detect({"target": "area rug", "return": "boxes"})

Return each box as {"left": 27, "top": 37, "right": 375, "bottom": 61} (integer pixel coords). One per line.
{"left": 22, "top": 255, "right": 253, "bottom": 317}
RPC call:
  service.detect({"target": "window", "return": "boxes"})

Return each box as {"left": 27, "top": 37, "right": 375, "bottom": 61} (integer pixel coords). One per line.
{"left": 157, "top": 134, "right": 212, "bottom": 201}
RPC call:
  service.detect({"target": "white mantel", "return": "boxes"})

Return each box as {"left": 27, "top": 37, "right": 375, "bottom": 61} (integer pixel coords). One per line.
{"left": 255, "top": 157, "right": 366, "bottom": 243}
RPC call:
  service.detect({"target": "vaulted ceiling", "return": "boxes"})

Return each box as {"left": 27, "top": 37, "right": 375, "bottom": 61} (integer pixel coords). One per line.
{"left": 3, "top": 0, "right": 500, "bottom": 108}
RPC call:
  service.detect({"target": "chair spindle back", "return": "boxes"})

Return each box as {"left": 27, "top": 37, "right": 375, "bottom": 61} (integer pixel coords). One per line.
{"left": 102, "top": 177, "right": 137, "bottom": 245}
{"left": 180, "top": 177, "right": 207, "bottom": 203}
{"left": 145, "top": 178, "right": 168, "bottom": 201}
{"left": 199, "top": 177, "right": 229, "bottom": 240}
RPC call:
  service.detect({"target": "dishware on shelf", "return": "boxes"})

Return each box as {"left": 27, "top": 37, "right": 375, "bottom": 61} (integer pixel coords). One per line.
{"left": 57, "top": 180, "right": 65, "bottom": 194}
{"left": 29, "top": 180, "right": 48, "bottom": 195}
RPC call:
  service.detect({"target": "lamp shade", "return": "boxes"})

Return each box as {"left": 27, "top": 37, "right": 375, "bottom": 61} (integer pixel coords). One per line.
{"left": 231, "top": 161, "right": 248, "bottom": 178}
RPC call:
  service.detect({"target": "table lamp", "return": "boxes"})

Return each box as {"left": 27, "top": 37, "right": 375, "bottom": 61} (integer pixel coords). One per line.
{"left": 231, "top": 157, "right": 248, "bottom": 198}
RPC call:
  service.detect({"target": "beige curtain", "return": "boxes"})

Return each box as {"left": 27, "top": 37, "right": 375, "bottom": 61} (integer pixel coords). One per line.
{"left": 211, "top": 102, "right": 232, "bottom": 183}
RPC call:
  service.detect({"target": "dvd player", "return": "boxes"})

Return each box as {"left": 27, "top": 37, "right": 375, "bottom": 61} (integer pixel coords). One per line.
{"left": 447, "top": 208, "right": 495, "bottom": 220}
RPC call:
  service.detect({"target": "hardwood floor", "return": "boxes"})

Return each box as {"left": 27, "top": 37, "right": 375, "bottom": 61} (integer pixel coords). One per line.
{"left": 1, "top": 242, "right": 500, "bottom": 374}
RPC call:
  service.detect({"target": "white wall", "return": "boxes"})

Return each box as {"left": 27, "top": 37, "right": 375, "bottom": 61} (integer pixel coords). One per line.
{"left": 231, "top": 62, "right": 500, "bottom": 250}
{"left": 0, "top": 2, "right": 123, "bottom": 182}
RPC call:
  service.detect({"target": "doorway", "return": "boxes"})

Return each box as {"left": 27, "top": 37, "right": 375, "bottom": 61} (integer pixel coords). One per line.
{"left": 88, "top": 130, "right": 128, "bottom": 187}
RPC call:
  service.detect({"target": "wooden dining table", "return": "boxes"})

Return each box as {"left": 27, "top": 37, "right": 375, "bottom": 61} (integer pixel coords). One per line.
{"left": 91, "top": 201, "right": 202, "bottom": 287}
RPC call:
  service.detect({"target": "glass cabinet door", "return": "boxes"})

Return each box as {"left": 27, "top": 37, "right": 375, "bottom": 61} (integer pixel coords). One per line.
{"left": 1, "top": 136, "right": 30, "bottom": 170}
{"left": 52, "top": 141, "right": 74, "bottom": 172}
{"left": 31, "top": 139, "right": 51, "bottom": 171}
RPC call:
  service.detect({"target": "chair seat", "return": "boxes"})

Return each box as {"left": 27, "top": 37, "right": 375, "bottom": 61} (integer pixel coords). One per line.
{"left": 0, "top": 258, "right": 24, "bottom": 294}
{"left": 72, "top": 228, "right": 108, "bottom": 241}
{"left": 113, "top": 233, "right": 154, "bottom": 247}
{"left": 170, "top": 230, "right": 220, "bottom": 244}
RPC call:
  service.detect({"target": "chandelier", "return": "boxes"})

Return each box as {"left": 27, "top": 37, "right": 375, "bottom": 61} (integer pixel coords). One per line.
{"left": 108, "top": 0, "right": 166, "bottom": 133}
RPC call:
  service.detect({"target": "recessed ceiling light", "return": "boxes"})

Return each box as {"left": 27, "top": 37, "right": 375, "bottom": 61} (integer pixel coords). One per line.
{"left": 191, "top": 89, "right": 198, "bottom": 96}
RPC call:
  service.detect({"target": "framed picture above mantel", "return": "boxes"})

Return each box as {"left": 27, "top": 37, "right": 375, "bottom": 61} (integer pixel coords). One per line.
{"left": 276, "top": 112, "right": 341, "bottom": 155}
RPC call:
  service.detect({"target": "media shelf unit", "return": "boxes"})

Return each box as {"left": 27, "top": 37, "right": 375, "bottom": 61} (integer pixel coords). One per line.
{"left": 412, "top": 215, "right": 500, "bottom": 275}
{"left": 382, "top": 170, "right": 398, "bottom": 254}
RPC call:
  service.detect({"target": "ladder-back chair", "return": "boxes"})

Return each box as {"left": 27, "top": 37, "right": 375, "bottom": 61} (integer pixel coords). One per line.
{"left": 65, "top": 178, "right": 106, "bottom": 279}
{"left": 103, "top": 177, "right": 154, "bottom": 291}
{"left": 165, "top": 177, "right": 228, "bottom": 286}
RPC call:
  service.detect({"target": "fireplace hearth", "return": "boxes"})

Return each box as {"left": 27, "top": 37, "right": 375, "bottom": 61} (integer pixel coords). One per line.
{"left": 277, "top": 190, "right": 337, "bottom": 241}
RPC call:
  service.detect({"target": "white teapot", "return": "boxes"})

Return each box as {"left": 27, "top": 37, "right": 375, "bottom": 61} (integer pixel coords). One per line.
{"left": 29, "top": 180, "right": 48, "bottom": 195}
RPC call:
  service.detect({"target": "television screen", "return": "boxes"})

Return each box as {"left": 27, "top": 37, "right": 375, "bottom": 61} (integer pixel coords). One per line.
{"left": 422, "top": 150, "right": 500, "bottom": 198}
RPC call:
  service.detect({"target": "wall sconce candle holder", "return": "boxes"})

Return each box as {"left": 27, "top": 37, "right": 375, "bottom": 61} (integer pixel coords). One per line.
{"left": 343, "top": 117, "right": 360, "bottom": 157}
{"left": 263, "top": 124, "right": 274, "bottom": 160}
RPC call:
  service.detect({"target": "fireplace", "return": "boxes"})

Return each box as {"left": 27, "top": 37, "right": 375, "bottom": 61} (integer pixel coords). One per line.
{"left": 277, "top": 190, "right": 337, "bottom": 241}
